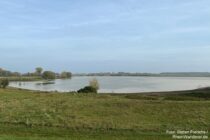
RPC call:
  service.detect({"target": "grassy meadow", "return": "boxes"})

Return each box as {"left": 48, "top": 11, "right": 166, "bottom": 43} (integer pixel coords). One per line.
{"left": 0, "top": 88, "right": 209, "bottom": 139}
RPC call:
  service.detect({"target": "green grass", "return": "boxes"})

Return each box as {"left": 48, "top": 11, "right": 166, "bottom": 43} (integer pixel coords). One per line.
{"left": 0, "top": 88, "right": 209, "bottom": 139}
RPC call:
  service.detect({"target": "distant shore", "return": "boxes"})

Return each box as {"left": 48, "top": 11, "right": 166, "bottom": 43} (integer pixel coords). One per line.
{"left": 73, "top": 72, "right": 210, "bottom": 77}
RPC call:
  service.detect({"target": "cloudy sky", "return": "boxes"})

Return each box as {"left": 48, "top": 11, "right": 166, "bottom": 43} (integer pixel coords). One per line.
{"left": 0, "top": 0, "right": 210, "bottom": 73}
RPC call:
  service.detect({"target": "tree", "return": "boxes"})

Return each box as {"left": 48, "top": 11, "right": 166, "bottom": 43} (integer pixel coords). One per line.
{"left": 89, "top": 78, "right": 100, "bottom": 90}
{"left": 35, "top": 67, "right": 43, "bottom": 76}
{"left": 60, "top": 71, "right": 72, "bottom": 79}
{"left": 42, "top": 71, "right": 56, "bottom": 80}
{"left": 0, "top": 79, "right": 9, "bottom": 88}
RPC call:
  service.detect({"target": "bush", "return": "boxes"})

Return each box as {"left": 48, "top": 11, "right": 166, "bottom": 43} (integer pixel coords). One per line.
{"left": 89, "top": 78, "right": 100, "bottom": 90}
{"left": 77, "top": 86, "right": 97, "bottom": 94}
{"left": 0, "top": 79, "right": 9, "bottom": 88}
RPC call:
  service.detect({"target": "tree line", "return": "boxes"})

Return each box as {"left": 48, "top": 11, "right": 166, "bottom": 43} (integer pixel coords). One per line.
{"left": 0, "top": 67, "right": 100, "bottom": 93}
{"left": 0, "top": 67, "right": 72, "bottom": 80}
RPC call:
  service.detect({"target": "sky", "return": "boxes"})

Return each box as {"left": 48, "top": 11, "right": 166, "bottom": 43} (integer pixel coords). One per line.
{"left": 0, "top": 0, "right": 210, "bottom": 73}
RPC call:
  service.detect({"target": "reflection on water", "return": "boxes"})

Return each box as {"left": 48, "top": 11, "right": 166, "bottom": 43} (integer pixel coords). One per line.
{"left": 9, "top": 76, "right": 210, "bottom": 93}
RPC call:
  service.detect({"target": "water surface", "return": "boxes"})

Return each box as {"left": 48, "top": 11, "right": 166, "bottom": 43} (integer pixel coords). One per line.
{"left": 9, "top": 76, "right": 210, "bottom": 93}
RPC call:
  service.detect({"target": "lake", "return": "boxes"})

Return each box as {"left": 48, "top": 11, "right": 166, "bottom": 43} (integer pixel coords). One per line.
{"left": 9, "top": 76, "right": 210, "bottom": 93}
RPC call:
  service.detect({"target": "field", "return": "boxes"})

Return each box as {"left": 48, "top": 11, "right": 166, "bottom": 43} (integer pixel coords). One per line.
{"left": 0, "top": 88, "right": 209, "bottom": 139}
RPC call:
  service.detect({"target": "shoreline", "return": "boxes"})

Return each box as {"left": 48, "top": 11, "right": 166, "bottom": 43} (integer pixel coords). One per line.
{"left": 8, "top": 76, "right": 210, "bottom": 94}
{"left": 7, "top": 85, "right": 210, "bottom": 95}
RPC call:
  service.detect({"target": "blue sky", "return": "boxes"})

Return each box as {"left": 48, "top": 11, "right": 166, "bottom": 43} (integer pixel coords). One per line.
{"left": 0, "top": 0, "right": 210, "bottom": 73}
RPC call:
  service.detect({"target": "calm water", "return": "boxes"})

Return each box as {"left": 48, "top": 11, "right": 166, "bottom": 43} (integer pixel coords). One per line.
{"left": 9, "top": 76, "right": 210, "bottom": 93}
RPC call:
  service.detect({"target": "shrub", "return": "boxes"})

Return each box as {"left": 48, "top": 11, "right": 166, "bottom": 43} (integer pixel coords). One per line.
{"left": 77, "top": 86, "right": 97, "bottom": 94}
{"left": 89, "top": 78, "right": 100, "bottom": 90}
{"left": 0, "top": 79, "right": 9, "bottom": 88}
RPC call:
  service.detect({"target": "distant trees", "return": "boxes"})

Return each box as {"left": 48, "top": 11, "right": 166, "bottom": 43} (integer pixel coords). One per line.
{"left": 42, "top": 71, "right": 56, "bottom": 80}
{"left": 35, "top": 67, "right": 43, "bottom": 76}
{"left": 0, "top": 79, "right": 9, "bottom": 88}
{"left": 60, "top": 71, "right": 72, "bottom": 79}
{"left": 0, "top": 68, "right": 20, "bottom": 77}
{"left": 12, "top": 72, "right": 21, "bottom": 77}
{"left": 0, "top": 67, "right": 73, "bottom": 81}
